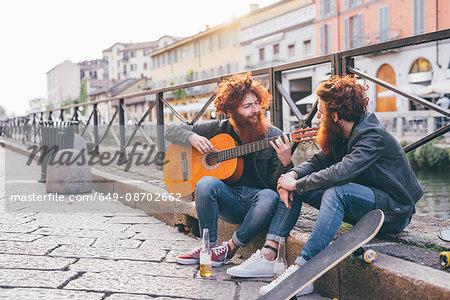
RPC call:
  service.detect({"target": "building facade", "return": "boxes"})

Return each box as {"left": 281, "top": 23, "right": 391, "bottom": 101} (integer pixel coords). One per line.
{"left": 241, "top": 0, "right": 315, "bottom": 70}
{"left": 46, "top": 60, "right": 81, "bottom": 107}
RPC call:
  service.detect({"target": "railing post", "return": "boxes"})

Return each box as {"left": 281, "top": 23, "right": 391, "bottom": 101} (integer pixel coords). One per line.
{"left": 156, "top": 92, "right": 165, "bottom": 171}
{"left": 93, "top": 103, "right": 99, "bottom": 155}
{"left": 427, "top": 116, "right": 435, "bottom": 134}
{"left": 332, "top": 53, "right": 340, "bottom": 76}
{"left": 396, "top": 117, "right": 404, "bottom": 137}
{"left": 48, "top": 111, "right": 53, "bottom": 122}
{"left": 59, "top": 109, "right": 64, "bottom": 121}
{"left": 119, "top": 98, "right": 127, "bottom": 163}
{"left": 269, "top": 68, "right": 283, "bottom": 130}
{"left": 342, "top": 57, "right": 354, "bottom": 76}
{"left": 32, "top": 113, "right": 37, "bottom": 143}
{"left": 74, "top": 106, "right": 79, "bottom": 134}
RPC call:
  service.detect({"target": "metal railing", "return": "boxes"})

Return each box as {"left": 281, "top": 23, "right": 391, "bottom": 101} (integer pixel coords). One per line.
{"left": 1, "top": 28, "right": 450, "bottom": 158}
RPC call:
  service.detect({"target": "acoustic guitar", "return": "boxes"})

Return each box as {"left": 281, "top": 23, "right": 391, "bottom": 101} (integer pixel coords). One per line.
{"left": 163, "top": 127, "right": 318, "bottom": 198}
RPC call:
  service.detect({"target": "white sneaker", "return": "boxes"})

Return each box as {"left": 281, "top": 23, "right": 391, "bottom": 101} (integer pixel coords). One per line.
{"left": 226, "top": 250, "right": 286, "bottom": 278}
{"left": 259, "top": 265, "right": 314, "bottom": 297}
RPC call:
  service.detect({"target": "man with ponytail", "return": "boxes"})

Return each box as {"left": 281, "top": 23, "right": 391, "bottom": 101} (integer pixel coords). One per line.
{"left": 227, "top": 74, "right": 423, "bottom": 297}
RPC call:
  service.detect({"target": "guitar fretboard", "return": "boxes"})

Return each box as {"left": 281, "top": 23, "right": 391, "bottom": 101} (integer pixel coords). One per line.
{"left": 217, "top": 135, "right": 291, "bottom": 162}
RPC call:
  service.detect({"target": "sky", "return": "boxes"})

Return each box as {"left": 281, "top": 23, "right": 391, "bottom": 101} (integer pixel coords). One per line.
{"left": 0, "top": 0, "right": 280, "bottom": 117}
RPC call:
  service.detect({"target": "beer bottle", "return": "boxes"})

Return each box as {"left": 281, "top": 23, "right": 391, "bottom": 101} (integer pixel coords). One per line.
{"left": 199, "top": 228, "right": 212, "bottom": 277}
{"left": 274, "top": 237, "right": 287, "bottom": 276}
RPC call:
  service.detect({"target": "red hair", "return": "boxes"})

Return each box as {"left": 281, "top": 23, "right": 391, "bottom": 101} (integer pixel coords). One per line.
{"left": 316, "top": 74, "right": 369, "bottom": 122}
{"left": 214, "top": 72, "right": 270, "bottom": 115}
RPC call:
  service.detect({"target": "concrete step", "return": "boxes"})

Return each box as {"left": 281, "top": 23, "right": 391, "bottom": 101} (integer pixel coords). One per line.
{"left": 3, "top": 138, "right": 450, "bottom": 299}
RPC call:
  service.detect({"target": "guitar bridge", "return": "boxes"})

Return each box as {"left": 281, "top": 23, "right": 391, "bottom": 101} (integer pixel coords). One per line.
{"left": 181, "top": 152, "right": 188, "bottom": 181}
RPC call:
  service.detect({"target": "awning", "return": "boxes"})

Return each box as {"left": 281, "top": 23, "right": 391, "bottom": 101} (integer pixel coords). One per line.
{"left": 164, "top": 99, "right": 215, "bottom": 114}
{"left": 295, "top": 93, "right": 317, "bottom": 105}
{"left": 377, "top": 84, "right": 423, "bottom": 98}
{"left": 416, "top": 80, "right": 450, "bottom": 96}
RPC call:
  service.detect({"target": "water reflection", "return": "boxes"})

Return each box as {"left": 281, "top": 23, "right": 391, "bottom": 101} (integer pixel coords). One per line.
{"left": 414, "top": 169, "right": 449, "bottom": 219}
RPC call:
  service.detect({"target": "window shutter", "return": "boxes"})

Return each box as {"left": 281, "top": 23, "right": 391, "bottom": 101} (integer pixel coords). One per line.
{"left": 344, "top": 0, "right": 349, "bottom": 9}
{"left": 358, "top": 14, "right": 364, "bottom": 47}
{"left": 327, "top": 23, "right": 332, "bottom": 53}
{"left": 345, "top": 17, "right": 350, "bottom": 49}
{"left": 320, "top": 25, "right": 325, "bottom": 54}
{"left": 330, "top": 0, "right": 336, "bottom": 13}
{"left": 320, "top": 0, "right": 324, "bottom": 16}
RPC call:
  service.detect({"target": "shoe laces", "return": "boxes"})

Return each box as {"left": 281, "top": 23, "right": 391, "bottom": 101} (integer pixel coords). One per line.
{"left": 212, "top": 242, "right": 229, "bottom": 257}
{"left": 242, "top": 250, "right": 265, "bottom": 265}
{"left": 268, "top": 265, "right": 297, "bottom": 287}
{"left": 189, "top": 246, "right": 202, "bottom": 255}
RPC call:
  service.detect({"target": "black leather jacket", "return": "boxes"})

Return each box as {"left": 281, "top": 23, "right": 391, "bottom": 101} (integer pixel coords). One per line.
{"left": 164, "top": 119, "right": 293, "bottom": 190}
{"left": 292, "top": 112, "right": 423, "bottom": 223}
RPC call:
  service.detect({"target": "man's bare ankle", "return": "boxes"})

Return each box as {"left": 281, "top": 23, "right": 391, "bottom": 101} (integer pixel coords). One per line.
{"left": 261, "top": 248, "right": 276, "bottom": 261}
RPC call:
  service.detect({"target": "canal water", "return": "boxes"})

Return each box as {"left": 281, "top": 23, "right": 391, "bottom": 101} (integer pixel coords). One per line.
{"left": 414, "top": 169, "right": 449, "bottom": 219}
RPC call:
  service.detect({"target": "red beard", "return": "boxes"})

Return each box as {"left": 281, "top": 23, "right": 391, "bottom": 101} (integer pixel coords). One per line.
{"left": 316, "top": 112, "right": 344, "bottom": 154}
{"left": 230, "top": 109, "right": 268, "bottom": 144}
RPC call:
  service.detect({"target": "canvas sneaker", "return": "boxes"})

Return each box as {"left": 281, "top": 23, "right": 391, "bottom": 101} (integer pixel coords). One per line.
{"left": 259, "top": 265, "right": 314, "bottom": 297}
{"left": 211, "top": 241, "right": 236, "bottom": 267}
{"left": 177, "top": 246, "right": 202, "bottom": 265}
{"left": 226, "top": 249, "right": 286, "bottom": 277}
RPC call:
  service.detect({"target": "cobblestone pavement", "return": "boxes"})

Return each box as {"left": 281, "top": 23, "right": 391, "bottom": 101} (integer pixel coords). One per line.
{"left": 0, "top": 146, "right": 329, "bottom": 299}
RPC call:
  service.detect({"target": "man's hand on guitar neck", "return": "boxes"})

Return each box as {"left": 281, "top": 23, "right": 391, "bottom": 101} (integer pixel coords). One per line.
{"left": 188, "top": 133, "right": 214, "bottom": 154}
{"left": 269, "top": 133, "right": 292, "bottom": 167}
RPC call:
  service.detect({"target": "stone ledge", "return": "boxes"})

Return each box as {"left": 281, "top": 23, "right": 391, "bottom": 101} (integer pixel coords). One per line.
{"left": 3, "top": 138, "right": 450, "bottom": 299}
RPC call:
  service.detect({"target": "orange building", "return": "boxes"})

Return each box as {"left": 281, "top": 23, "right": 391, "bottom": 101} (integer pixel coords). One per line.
{"left": 316, "top": 0, "right": 450, "bottom": 55}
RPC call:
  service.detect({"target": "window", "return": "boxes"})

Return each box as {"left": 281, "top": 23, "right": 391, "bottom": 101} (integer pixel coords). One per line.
{"left": 233, "top": 29, "right": 238, "bottom": 45}
{"left": 219, "top": 33, "right": 224, "bottom": 49}
{"left": 288, "top": 44, "right": 295, "bottom": 58}
{"left": 144, "top": 63, "right": 147, "bottom": 70}
{"left": 130, "top": 52, "right": 136, "bottom": 58}
{"left": 303, "top": 40, "right": 311, "bottom": 57}
{"left": 209, "top": 36, "right": 214, "bottom": 52}
{"left": 273, "top": 44, "right": 280, "bottom": 57}
{"left": 321, "top": 23, "right": 332, "bottom": 54}
{"left": 195, "top": 41, "right": 200, "bottom": 57}
{"left": 179, "top": 48, "right": 183, "bottom": 62}
{"left": 235, "top": 62, "right": 239, "bottom": 73}
{"left": 202, "top": 40, "right": 206, "bottom": 54}
{"left": 413, "top": 0, "right": 426, "bottom": 35}
{"left": 117, "top": 61, "right": 120, "bottom": 67}
{"left": 259, "top": 48, "right": 265, "bottom": 62}
{"left": 320, "top": 0, "right": 335, "bottom": 16}
{"left": 344, "top": 14, "right": 363, "bottom": 49}
{"left": 130, "top": 64, "right": 137, "bottom": 71}
{"left": 410, "top": 57, "right": 432, "bottom": 73}
{"left": 225, "top": 31, "right": 230, "bottom": 47}
{"left": 343, "top": 0, "right": 362, "bottom": 9}
{"left": 379, "top": 6, "right": 390, "bottom": 42}
{"left": 123, "top": 65, "right": 127, "bottom": 75}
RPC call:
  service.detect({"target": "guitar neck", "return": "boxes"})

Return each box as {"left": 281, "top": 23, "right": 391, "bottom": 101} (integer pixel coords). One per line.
{"left": 217, "top": 134, "right": 292, "bottom": 162}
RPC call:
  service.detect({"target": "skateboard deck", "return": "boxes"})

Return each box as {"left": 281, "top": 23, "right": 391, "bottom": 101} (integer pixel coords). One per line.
{"left": 258, "top": 209, "right": 385, "bottom": 300}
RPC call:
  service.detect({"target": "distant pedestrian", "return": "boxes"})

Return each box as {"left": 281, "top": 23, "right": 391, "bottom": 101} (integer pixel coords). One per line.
{"left": 436, "top": 95, "right": 449, "bottom": 129}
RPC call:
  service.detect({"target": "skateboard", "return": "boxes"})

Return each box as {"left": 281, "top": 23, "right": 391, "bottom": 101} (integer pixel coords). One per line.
{"left": 258, "top": 209, "right": 385, "bottom": 300}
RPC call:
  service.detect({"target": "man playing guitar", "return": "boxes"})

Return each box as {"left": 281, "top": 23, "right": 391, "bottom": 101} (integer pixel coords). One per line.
{"left": 165, "top": 72, "right": 293, "bottom": 267}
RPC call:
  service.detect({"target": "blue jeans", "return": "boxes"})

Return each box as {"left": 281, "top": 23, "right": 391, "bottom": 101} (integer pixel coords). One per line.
{"left": 195, "top": 176, "right": 280, "bottom": 247}
{"left": 266, "top": 183, "right": 411, "bottom": 265}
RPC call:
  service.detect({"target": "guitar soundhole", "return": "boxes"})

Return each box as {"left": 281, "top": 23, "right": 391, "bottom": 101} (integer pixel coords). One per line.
{"left": 201, "top": 148, "right": 221, "bottom": 170}
{"left": 205, "top": 153, "right": 218, "bottom": 166}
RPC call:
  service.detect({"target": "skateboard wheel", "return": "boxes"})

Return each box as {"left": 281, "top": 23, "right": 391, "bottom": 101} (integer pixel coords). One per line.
{"left": 440, "top": 251, "right": 450, "bottom": 268}
{"left": 363, "top": 249, "right": 377, "bottom": 263}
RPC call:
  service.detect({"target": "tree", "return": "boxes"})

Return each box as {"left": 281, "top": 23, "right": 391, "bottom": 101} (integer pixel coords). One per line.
{"left": 170, "top": 81, "right": 187, "bottom": 100}
{"left": 75, "top": 78, "right": 88, "bottom": 115}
